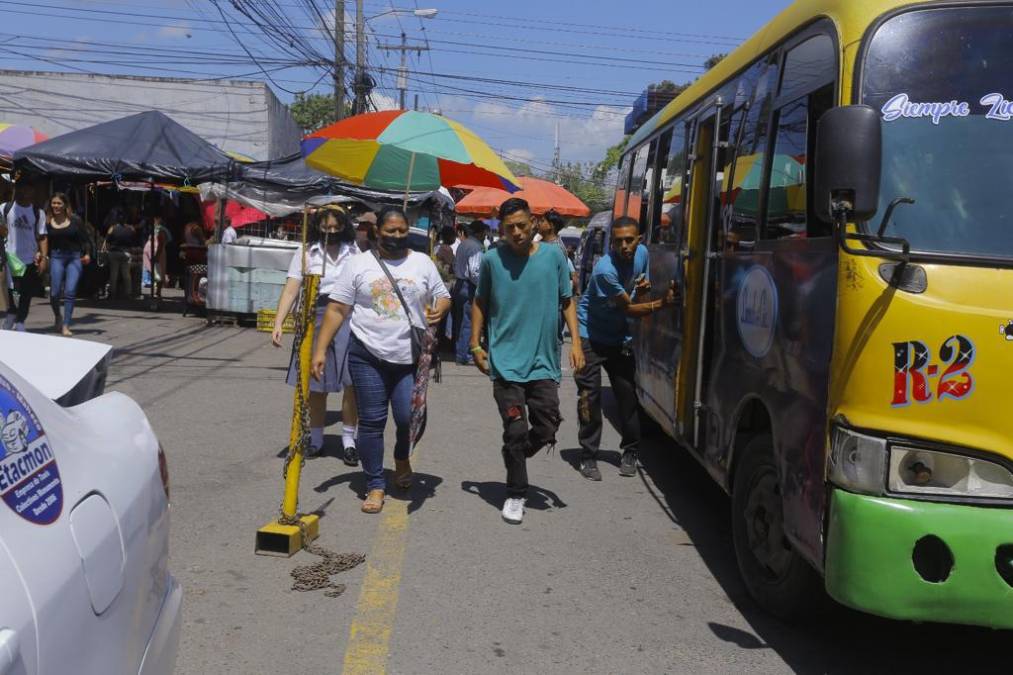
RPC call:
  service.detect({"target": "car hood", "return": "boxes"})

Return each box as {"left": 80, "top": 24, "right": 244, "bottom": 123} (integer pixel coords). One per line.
{"left": 0, "top": 333, "right": 111, "bottom": 406}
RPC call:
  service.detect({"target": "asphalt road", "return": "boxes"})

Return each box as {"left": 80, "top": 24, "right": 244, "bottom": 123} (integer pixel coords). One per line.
{"left": 24, "top": 293, "right": 1010, "bottom": 674}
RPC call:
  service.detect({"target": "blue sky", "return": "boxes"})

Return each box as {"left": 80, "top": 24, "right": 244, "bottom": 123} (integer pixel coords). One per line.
{"left": 0, "top": 0, "right": 791, "bottom": 169}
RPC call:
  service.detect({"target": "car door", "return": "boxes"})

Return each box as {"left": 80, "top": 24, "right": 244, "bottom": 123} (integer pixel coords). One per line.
{"left": 0, "top": 535, "right": 38, "bottom": 675}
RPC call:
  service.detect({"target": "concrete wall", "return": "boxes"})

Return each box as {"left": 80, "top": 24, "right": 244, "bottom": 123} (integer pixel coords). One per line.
{"left": 0, "top": 70, "right": 301, "bottom": 161}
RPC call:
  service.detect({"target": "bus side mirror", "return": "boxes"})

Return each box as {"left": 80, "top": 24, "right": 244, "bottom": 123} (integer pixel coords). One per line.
{"left": 815, "top": 105, "right": 882, "bottom": 224}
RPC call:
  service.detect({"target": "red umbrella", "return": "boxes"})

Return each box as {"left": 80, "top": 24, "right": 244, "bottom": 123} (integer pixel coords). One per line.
{"left": 455, "top": 176, "right": 590, "bottom": 218}
{"left": 201, "top": 200, "right": 269, "bottom": 230}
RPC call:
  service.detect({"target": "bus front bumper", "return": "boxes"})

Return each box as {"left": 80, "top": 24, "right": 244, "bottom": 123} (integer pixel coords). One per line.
{"left": 825, "top": 489, "right": 1013, "bottom": 630}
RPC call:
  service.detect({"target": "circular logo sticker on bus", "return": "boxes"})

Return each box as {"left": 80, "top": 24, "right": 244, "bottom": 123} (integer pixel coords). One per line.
{"left": 0, "top": 373, "right": 63, "bottom": 525}
{"left": 736, "top": 266, "right": 779, "bottom": 359}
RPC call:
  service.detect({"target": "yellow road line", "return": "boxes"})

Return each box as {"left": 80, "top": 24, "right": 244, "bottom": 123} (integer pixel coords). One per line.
{"left": 342, "top": 497, "right": 410, "bottom": 675}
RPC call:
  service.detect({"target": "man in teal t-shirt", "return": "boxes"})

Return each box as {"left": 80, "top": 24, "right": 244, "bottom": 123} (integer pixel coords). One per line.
{"left": 472, "top": 197, "right": 584, "bottom": 525}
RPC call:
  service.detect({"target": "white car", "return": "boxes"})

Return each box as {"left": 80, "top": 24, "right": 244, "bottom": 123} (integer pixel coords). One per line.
{"left": 0, "top": 332, "right": 180, "bottom": 675}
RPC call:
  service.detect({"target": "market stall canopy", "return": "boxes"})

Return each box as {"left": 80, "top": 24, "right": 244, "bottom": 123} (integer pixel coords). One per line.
{"left": 200, "top": 153, "right": 454, "bottom": 217}
{"left": 12, "top": 110, "right": 235, "bottom": 184}
{"left": 455, "top": 176, "right": 590, "bottom": 218}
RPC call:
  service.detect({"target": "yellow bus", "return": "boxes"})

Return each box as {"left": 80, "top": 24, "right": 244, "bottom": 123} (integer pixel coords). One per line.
{"left": 615, "top": 0, "right": 1013, "bottom": 627}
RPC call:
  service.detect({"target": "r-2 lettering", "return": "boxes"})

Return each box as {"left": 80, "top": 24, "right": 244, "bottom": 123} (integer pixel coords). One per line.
{"left": 892, "top": 335, "right": 975, "bottom": 406}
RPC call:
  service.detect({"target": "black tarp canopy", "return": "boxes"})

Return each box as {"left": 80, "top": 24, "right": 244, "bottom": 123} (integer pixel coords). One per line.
{"left": 13, "top": 110, "right": 236, "bottom": 184}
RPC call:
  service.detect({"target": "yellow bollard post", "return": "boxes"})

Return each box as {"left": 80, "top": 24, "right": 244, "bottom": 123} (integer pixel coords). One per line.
{"left": 256, "top": 209, "right": 322, "bottom": 557}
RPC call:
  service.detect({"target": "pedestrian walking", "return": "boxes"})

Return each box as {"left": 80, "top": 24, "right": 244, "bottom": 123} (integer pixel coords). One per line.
{"left": 102, "top": 208, "right": 136, "bottom": 301}
{"left": 536, "top": 209, "right": 579, "bottom": 293}
{"left": 1, "top": 183, "right": 48, "bottom": 332}
{"left": 312, "top": 206, "right": 451, "bottom": 514}
{"left": 470, "top": 198, "right": 584, "bottom": 524}
{"left": 142, "top": 214, "right": 172, "bottom": 299}
{"left": 46, "top": 193, "right": 90, "bottom": 336}
{"left": 574, "top": 216, "right": 677, "bottom": 480}
{"left": 273, "top": 207, "right": 360, "bottom": 462}
{"left": 451, "top": 219, "right": 488, "bottom": 365}
{"left": 220, "top": 219, "right": 238, "bottom": 244}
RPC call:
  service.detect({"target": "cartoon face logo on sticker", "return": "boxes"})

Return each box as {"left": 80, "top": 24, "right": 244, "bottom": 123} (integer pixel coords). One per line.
{"left": 1001, "top": 320, "right": 1013, "bottom": 342}
{"left": 736, "top": 266, "right": 779, "bottom": 359}
{"left": 0, "top": 374, "right": 63, "bottom": 525}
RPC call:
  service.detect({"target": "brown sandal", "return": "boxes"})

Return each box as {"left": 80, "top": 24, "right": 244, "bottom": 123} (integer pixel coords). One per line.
{"left": 394, "top": 459, "right": 413, "bottom": 489}
{"left": 362, "top": 489, "right": 385, "bottom": 514}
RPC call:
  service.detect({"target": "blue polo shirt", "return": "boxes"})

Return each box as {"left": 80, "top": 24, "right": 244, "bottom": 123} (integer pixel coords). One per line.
{"left": 577, "top": 244, "right": 649, "bottom": 346}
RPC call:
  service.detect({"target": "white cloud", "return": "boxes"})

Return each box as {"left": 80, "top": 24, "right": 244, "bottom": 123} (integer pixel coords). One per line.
{"left": 503, "top": 148, "right": 535, "bottom": 164}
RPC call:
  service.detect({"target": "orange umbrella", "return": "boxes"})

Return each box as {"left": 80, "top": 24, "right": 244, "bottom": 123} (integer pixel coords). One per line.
{"left": 455, "top": 176, "right": 590, "bottom": 218}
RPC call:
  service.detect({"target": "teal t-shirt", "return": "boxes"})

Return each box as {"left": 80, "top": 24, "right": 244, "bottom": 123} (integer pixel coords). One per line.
{"left": 477, "top": 243, "right": 572, "bottom": 383}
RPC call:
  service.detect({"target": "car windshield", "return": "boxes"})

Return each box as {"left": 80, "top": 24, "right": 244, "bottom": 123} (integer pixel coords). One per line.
{"left": 861, "top": 5, "right": 1013, "bottom": 260}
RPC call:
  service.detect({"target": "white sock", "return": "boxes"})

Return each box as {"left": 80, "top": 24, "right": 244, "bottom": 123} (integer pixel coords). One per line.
{"left": 14, "top": 322, "right": 25, "bottom": 332}
{"left": 2, "top": 315, "right": 14, "bottom": 329}
{"left": 310, "top": 427, "right": 324, "bottom": 450}
{"left": 342, "top": 425, "right": 357, "bottom": 448}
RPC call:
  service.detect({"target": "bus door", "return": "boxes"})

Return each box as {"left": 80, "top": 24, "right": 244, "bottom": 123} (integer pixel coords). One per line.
{"left": 676, "top": 104, "right": 723, "bottom": 445}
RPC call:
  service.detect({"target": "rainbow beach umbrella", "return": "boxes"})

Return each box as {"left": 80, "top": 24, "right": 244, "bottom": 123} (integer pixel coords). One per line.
{"left": 301, "top": 110, "right": 520, "bottom": 195}
{"left": 0, "top": 123, "right": 47, "bottom": 159}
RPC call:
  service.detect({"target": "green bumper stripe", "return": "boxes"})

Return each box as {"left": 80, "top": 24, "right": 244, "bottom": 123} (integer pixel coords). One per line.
{"left": 826, "top": 489, "right": 1013, "bottom": 629}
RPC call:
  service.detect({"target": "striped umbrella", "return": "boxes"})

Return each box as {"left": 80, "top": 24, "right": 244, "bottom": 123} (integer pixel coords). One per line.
{"left": 301, "top": 110, "right": 520, "bottom": 196}
{"left": 0, "top": 123, "right": 47, "bottom": 159}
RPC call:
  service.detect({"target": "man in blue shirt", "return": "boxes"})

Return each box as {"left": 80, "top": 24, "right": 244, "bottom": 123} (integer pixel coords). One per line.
{"left": 471, "top": 198, "right": 585, "bottom": 524}
{"left": 451, "top": 220, "right": 488, "bottom": 365}
{"left": 575, "top": 216, "right": 677, "bottom": 480}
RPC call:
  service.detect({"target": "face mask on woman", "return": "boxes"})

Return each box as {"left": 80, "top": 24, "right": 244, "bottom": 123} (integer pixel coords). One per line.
{"left": 380, "top": 234, "right": 409, "bottom": 252}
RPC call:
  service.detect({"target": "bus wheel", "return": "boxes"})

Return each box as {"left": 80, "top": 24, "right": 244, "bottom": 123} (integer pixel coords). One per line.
{"left": 731, "top": 434, "right": 820, "bottom": 620}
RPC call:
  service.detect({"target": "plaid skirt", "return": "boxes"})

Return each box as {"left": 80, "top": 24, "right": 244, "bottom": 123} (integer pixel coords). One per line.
{"left": 285, "top": 299, "right": 353, "bottom": 393}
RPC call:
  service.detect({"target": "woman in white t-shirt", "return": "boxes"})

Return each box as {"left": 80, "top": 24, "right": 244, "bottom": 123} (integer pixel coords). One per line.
{"left": 272, "top": 207, "right": 359, "bottom": 462}
{"left": 312, "top": 206, "right": 451, "bottom": 514}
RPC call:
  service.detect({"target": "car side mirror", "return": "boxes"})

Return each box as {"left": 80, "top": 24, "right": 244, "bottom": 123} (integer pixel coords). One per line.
{"left": 815, "top": 105, "right": 882, "bottom": 224}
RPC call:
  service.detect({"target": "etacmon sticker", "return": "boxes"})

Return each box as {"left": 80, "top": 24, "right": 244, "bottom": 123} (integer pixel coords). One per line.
{"left": 736, "top": 266, "right": 778, "bottom": 359}
{"left": 0, "top": 374, "right": 62, "bottom": 524}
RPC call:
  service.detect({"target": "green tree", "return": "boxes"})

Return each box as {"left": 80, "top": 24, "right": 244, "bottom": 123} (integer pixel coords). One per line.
{"left": 704, "top": 53, "right": 728, "bottom": 71}
{"left": 504, "top": 160, "right": 534, "bottom": 178}
{"left": 290, "top": 93, "right": 350, "bottom": 133}
{"left": 557, "top": 161, "right": 611, "bottom": 214}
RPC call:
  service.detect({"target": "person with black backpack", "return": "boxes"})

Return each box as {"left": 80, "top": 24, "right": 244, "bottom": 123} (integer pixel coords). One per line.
{"left": 2, "top": 182, "right": 48, "bottom": 332}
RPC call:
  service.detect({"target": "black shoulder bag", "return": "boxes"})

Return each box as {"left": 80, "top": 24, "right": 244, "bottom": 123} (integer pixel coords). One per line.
{"left": 372, "top": 250, "right": 428, "bottom": 365}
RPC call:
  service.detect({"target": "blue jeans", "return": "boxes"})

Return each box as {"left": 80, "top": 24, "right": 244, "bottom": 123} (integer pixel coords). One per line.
{"left": 49, "top": 251, "right": 82, "bottom": 327}
{"left": 347, "top": 335, "right": 415, "bottom": 491}
{"left": 452, "top": 279, "right": 475, "bottom": 363}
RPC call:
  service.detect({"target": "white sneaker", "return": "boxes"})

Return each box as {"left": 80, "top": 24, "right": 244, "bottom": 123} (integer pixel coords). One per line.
{"left": 13, "top": 322, "right": 25, "bottom": 333}
{"left": 1, "top": 315, "right": 13, "bottom": 330}
{"left": 501, "top": 497, "right": 525, "bottom": 524}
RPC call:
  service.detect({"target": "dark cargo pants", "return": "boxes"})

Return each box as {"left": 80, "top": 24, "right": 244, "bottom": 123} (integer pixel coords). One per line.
{"left": 493, "top": 378, "right": 562, "bottom": 498}
{"left": 574, "top": 340, "right": 640, "bottom": 460}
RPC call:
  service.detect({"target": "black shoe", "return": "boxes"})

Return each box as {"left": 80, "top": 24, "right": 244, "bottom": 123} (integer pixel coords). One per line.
{"left": 579, "top": 458, "right": 602, "bottom": 481}
{"left": 342, "top": 445, "right": 359, "bottom": 467}
{"left": 619, "top": 451, "right": 639, "bottom": 477}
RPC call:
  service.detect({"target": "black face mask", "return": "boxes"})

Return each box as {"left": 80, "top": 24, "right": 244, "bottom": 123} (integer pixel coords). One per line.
{"left": 380, "top": 234, "right": 409, "bottom": 252}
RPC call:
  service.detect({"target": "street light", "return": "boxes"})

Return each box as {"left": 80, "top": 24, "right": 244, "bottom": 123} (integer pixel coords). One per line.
{"left": 367, "top": 7, "right": 438, "bottom": 21}
{"left": 353, "top": 6, "right": 438, "bottom": 113}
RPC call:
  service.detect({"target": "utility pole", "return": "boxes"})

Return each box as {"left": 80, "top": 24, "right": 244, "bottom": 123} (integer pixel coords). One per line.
{"left": 552, "top": 121, "right": 561, "bottom": 182}
{"left": 354, "top": 0, "right": 366, "bottom": 114}
{"left": 334, "top": 0, "right": 345, "bottom": 120}
{"left": 380, "top": 31, "right": 428, "bottom": 110}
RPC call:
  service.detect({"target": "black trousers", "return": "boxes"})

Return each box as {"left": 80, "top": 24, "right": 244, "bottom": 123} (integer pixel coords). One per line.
{"left": 493, "top": 378, "right": 561, "bottom": 498}
{"left": 6, "top": 263, "right": 41, "bottom": 323}
{"left": 574, "top": 340, "right": 640, "bottom": 460}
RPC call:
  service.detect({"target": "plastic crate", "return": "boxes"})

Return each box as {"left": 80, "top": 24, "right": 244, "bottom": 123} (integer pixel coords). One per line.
{"left": 256, "top": 309, "right": 294, "bottom": 333}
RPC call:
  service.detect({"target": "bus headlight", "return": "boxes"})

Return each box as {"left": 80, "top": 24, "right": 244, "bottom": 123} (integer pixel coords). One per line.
{"left": 829, "top": 426, "right": 888, "bottom": 495}
{"left": 889, "top": 447, "right": 1013, "bottom": 499}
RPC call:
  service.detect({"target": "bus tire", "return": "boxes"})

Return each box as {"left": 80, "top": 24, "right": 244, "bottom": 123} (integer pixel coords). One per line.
{"left": 731, "top": 433, "right": 821, "bottom": 620}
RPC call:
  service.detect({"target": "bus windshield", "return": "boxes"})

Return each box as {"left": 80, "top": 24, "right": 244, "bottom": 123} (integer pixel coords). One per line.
{"left": 861, "top": 5, "right": 1013, "bottom": 260}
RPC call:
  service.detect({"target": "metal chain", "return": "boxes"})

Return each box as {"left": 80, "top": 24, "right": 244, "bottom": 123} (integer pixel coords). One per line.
{"left": 278, "top": 276, "right": 365, "bottom": 597}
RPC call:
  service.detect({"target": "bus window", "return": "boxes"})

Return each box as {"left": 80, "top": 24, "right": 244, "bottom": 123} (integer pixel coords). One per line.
{"left": 763, "top": 84, "right": 835, "bottom": 240}
{"left": 726, "top": 55, "right": 778, "bottom": 249}
{"left": 654, "top": 122, "right": 689, "bottom": 245}
{"left": 613, "top": 153, "right": 632, "bottom": 221}
{"left": 777, "top": 34, "right": 836, "bottom": 103}
{"left": 626, "top": 143, "right": 652, "bottom": 233}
